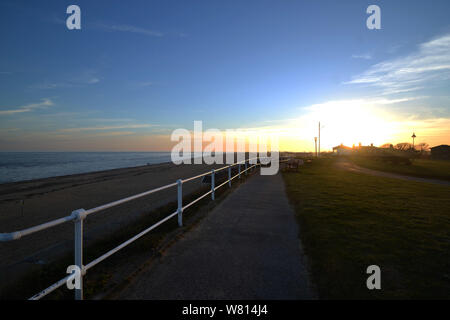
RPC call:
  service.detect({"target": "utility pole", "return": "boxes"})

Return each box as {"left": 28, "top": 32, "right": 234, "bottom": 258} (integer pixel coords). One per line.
{"left": 314, "top": 137, "right": 318, "bottom": 157}
{"left": 318, "top": 122, "right": 321, "bottom": 158}
{"left": 411, "top": 132, "right": 416, "bottom": 150}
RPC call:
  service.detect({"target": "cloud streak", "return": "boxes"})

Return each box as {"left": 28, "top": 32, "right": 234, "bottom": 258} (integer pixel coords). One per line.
{"left": 345, "top": 34, "right": 450, "bottom": 94}
{"left": 60, "top": 124, "right": 155, "bottom": 132}
{"left": 0, "top": 99, "right": 54, "bottom": 115}
{"left": 98, "top": 24, "right": 164, "bottom": 37}
{"left": 31, "top": 71, "right": 100, "bottom": 90}
{"left": 351, "top": 54, "right": 372, "bottom": 60}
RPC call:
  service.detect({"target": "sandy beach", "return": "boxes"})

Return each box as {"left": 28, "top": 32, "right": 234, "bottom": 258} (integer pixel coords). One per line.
{"left": 0, "top": 161, "right": 227, "bottom": 296}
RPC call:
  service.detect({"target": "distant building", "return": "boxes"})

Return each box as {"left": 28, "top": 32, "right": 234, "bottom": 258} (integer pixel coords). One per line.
{"left": 332, "top": 144, "right": 353, "bottom": 156}
{"left": 356, "top": 144, "right": 378, "bottom": 155}
{"left": 430, "top": 145, "right": 450, "bottom": 160}
{"left": 333, "top": 143, "right": 381, "bottom": 156}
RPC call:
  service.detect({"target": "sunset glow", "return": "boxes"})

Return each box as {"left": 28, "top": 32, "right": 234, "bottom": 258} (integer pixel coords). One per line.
{"left": 0, "top": 2, "right": 449, "bottom": 152}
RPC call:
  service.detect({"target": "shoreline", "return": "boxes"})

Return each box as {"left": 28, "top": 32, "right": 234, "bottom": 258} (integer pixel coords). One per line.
{"left": 0, "top": 152, "right": 253, "bottom": 187}
{"left": 0, "top": 161, "right": 174, "bottom": 198}
{"left": 0, "top": 151, "right": 175, "bottom": 186}
{"left": 0, "top": 161, "right": 227, "bottom": 294}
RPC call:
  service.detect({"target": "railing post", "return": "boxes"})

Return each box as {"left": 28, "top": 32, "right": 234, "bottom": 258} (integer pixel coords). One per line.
{"left": 228, "top": 166, "right": 231, "bottom": 188}
{"left": 177, "top": 179, "right": 183, "bottom": 227}
{"left": 245, "top": 161, "right": 248, "bottom": 175}
{"left": 238, "top": 164, "right": 241, "bottom": 179}
{"left": 211, "top": 169, "right": 215, "bottom": 200}
{"left": 72, "top": 209, "right": 86, "bottom": 301}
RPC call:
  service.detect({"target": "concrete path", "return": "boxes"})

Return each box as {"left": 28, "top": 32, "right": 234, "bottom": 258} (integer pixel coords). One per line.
{"left": 336, "top": 160, "right": 450, "bottom": 187}
{"left": 116, "top": 173, "right": 315, "bottom": 300}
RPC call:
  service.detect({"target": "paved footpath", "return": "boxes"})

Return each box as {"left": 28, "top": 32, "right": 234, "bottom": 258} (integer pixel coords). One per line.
{"left": 336, "top": 160, "right": 450, "bottom": 187}
{"left": 117, "top": 172, "right": 316, "bottom": 299}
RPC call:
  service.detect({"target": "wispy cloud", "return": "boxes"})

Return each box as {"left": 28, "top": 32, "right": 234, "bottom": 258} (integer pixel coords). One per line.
{"left": 60, "top": 124, "right": 155, "bottom": 133}
{"left": 86, "top": 77, "right": 100, "bottom": 84}
{"left": 345, "top": 34, "right": 450, "bottom": 94}
{"left": 91, "top": 131, "right": 136, "bottom": 137}
{"left": 31, "top": 70, "right": 100, "bottom": 90}
{"left": 31, "top": 82, "right": 75, "bottom": 90}
{"left": 380, "top": 86, "right": 425, "bottom": 96}
{"left": 0, "top": 98, "right": 54, "bottom": 115}
{"left": 369, "top": 96, "right": 426, "bottom": 105}
{"left": 88, "top": 118, "right": 136, "bottom": 123}
{"left": 0, "top": 127, "right": 19, "bottom": 133}
{"left": 351, "top": 53, "right": 372, "bottom": 60}
{"left": 97, "top": 23, "right": 164, "bottom": 37}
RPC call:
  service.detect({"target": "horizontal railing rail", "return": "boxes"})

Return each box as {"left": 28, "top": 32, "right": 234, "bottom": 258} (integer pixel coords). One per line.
{"left": 1, "top": 156, "right": 270, "bottom": 300}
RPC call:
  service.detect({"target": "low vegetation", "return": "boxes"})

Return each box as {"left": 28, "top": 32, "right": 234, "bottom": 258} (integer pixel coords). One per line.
{"left": 283, "top": 158, "right": 450, "bottom": 299}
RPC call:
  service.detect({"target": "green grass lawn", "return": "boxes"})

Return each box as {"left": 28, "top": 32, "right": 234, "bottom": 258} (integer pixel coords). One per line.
{"left": 283, "top": 159, "right": 450, "bottom": 299}
{"left": 350, "top": 157, "right": 450, "bottom": 181}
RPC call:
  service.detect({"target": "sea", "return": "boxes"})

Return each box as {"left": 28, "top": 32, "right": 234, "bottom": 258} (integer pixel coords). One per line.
{"left": 0, "top": 152, "right": 174, "bottom": 184}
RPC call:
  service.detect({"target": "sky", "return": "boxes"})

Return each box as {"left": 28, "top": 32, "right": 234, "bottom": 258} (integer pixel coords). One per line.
{"left": 0, "top": 0, "right": 449, "bottom": 152}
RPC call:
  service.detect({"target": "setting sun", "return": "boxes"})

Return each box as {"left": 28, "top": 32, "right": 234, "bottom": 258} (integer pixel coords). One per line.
{"left": 300, "top": 100, "right": 396, "bottom": 148}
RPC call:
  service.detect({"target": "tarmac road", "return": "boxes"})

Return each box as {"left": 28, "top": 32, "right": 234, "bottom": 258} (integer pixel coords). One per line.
{"left": 116, "top": 172, "right": 316, "bottom": 299}
{"left": 335, "top": 159, "right": 450, "bottom": 187}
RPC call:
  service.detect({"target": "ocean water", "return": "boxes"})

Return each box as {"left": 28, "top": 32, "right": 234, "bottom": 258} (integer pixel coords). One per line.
{"left": 0, "top": 152, "right": 173, "bottom": 184}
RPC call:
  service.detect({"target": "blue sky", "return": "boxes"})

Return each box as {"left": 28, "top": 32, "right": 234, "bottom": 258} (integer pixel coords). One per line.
{"left": 1, "top": 0, "right": 449, "bottom": 151}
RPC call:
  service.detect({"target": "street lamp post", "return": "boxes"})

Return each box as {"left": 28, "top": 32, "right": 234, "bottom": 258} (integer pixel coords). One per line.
{"left": 411, "top": 132, "right": 416, "bottom": 150}
{"left": 317, "top": 122, "right": 324, "bottom": 157}
{"left": 314, "top": 137, "right": 318, "bottom": 157}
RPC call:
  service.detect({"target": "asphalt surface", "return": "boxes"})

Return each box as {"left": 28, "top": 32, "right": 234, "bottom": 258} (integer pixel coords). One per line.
{"left": 336, "top": 160, "right": 450, "bottom": 186}
{"left": 117, "top": 172, "right": 315, "bottom": 299}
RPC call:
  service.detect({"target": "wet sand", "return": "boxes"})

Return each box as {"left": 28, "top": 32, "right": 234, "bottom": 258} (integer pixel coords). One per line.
{"left": 0, "top": 161, "right": 225, "bottom": 295}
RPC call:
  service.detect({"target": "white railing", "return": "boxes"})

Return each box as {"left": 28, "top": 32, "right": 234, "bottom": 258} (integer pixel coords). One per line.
{"left": 0, "top": 157, "right": 266, "bottom": 300}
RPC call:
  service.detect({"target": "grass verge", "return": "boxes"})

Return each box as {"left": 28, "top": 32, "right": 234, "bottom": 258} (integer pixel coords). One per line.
{"left": 282, "top": 158, "right": 450, "bottom": 299}
{"left": 350, "top": 157, "right": 450, "bottom": 181}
